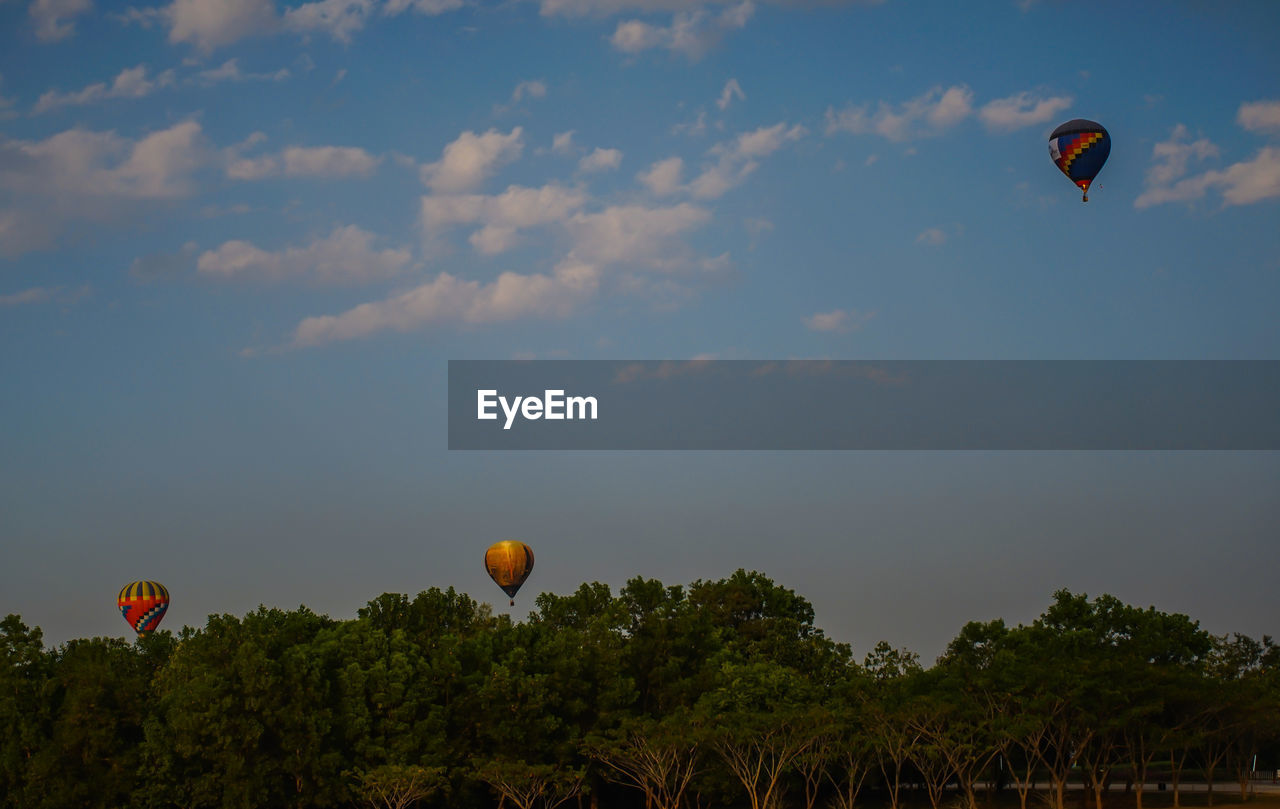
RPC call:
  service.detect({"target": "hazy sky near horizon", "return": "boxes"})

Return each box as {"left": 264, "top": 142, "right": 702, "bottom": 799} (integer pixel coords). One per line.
{"left": 1, "top": 0, "right": 1278, "bottom": 659}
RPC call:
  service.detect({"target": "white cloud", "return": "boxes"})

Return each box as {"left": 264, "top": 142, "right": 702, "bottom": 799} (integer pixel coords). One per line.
{"left": 672, "top": 109, "right": 707, "bottom": 137}
{"left": 637, "top": 123, "right": 803, "bottom": 199}
{"left": 927, "top": 86, "right": 972, "bottom": 129}
{"left": 0, "top": 210, "right": 56, "bottom": 257}
{"left": 1238, "top": 100, "right": 1280, "bottom": 134}
{"left": 420, "top": 127, "right": 524, "bottom": 192}
{"left": 282, "top": 146, "right": 380, "bottom": 177}
{"left": 30, "top": 0, "right": 93, "bottom": 42}
{"left": 916, "top": 227, "right": 946, "bottom": 246}
{"left": 804, "top": 308, "right": 874, "bottom": 333}
{"left": 384, "top": 0, "right": 464, "bottom": 15}
{"left": 578, "top": 147, "right": 622, "bottom": 172}
{"left": 825, "top": 85, "right": 973, "bottom": 141}
{"left": 979, "top": 92, "right": 1072, "bottom": 131}
{"left": 226, "top": 154, "right": 278, "bottom": 180}
{"left": 197, "top": 225, "right": 412, "bottom": 283}
{"left": 540, "top": 0, "right": 840, "bottom": 16}
{"left": 196, "top": 58, "right": 290, "bottom": 84}
{"left": 167, "top": 0, "right": 278, "bottom": 51}
{"left": 552, "top": 131, "right": 575, "bottom": 154}
{"left": 686, "top": 160, "right": 753, "bottom": 199}
{"left": 1146, "top": 124, "right": 1218, "bottom": 187}
{"left": 638, "top": 156, "right": 684, "bottom": 195}
{"left": 690, "top": 121, "right": 806, "bottom": 198}
{"left": 290, "top": 262, "right": 600, "bottom": 347}
{"left": 1137, "top": 146, "right": 1280, "bottom": 209}
{"left": 115, "top": 124, "right": 209, "bottom": 198}
{"left": 511, "top": 79, "right": 548, "bottom": 102}
{"left": 1134, "top": 125, "right": 1219, "bottom": 208}
{"left": 0, "top": 284, "right": 91, "bottom": 307}
{"left": 495, "top": 80, "right": 548, "bottom": 115}
{"left": 113, "top": 6, "right": 166, "bottom": 29}
{"left": 1137, "top": 110, "right": 1280, "bottom": 209}
{"left": 611, "top": 19, "right": 668, "bottom": 51}
{"left": 1211, "top": 147, "right": 1280, "bottom": 205}
{"left": 34, "top": 65, "right": 177, "bottom": 114}
{"left": 717, "top": 78, "right": 745, "bottom": 111}
{"left": 225, "top": 141, "right": 378, "bottom": 180}
{"left": 0, "top": 123, "right": 206, "bottom": 256}
{"left": 610, "top": 2, "right": 753, "bottom": 59}
{"left": 468, "top": 226, "right": 518, "bottom": 255}
{"left": 283, "top": 0, "right": 375, "bottom": 42}
{"left": 720, "top": 121, "right": 806, "bottom": 159}
{"left": 286, "top": 199, "right": 724, "bottom": 347}
{"left": 421, "top": 183, "right": 588, "bottom": 254}
{"left": 0, "top": 121, "right": 208, "bottom": 203}
{"left": 564, "top": 202, "right": 711, "bottom": 267}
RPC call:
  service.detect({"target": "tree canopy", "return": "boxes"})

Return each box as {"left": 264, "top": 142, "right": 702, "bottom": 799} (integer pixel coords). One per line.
{"left": 0, "top": 578, "right": 1275, "bottom": 809}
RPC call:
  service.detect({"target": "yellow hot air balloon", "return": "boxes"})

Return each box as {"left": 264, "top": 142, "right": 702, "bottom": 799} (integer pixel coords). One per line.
{"left": 485, "top": 541, "right": 534, "bottom": 606}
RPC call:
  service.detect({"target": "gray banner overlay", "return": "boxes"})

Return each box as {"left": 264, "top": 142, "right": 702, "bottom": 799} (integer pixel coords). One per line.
{"left": 448, "top": 361, "right": 1280, "bottom": 450}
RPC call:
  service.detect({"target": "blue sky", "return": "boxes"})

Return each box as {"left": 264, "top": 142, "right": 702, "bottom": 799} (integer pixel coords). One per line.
{"left": 1, "top": 0, "right": 1278, "bottom": 656}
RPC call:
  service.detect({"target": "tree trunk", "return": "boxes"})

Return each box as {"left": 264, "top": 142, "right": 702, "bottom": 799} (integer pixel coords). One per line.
{"left": 1171, "top": 750, "right": 1182, "bottom": 809}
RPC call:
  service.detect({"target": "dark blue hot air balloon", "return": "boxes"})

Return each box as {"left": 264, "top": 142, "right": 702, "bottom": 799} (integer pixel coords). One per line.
{"left": 1049, "top": 119, "right": 1110, "bottom": 202}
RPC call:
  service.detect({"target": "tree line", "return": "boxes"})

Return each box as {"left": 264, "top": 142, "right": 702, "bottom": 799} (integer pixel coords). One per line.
{"left": 1, "top": 571, "right": 1276, "bottom": 809}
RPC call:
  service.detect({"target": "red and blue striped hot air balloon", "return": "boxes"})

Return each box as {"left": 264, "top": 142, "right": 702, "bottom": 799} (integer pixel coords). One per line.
{"left": 118, "top": 581, "right": 169, "bottom": 635}
{"left": 1049, "top": 119, "right": 1110, "bottom": 202}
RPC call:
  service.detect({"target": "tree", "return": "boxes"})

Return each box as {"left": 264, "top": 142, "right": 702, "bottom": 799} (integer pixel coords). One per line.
{"left": 862, "top": 641, "right": 923, "bottom": 809}
{"left": 824, "top": 676, "right": 875, "bottom": 809}
{"left": 473, "top": 758, "right": 583, "bottom": 809}
{"left": 0, "top": 616, "right": 49, "bottom": 809}
{"left": 353, "top": 764, "right": 447, "bottom": 809}
{"left": 1209, "top": 633, "right": 1280, "bottom": 803}
{"left": 699, "top": 659, "right": 826, "bottom": 809}
{"left": 585, "top": 712, "right": 703, "bottom": 809}
{"left": 139, "top": 607, "right": 344, "bottom": 809}
{"left": 23, "top": 636, "right": 154, "bottom": 809}
{"left": 936, "top": 619, "right": 1017, "bottom": 809}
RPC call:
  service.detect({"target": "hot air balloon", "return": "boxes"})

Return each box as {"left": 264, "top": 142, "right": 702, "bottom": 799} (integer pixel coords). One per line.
{"left": 485, "top": 541, "right": 534, "bottom": 606}
{"left": 1049, "top": 119, "right": 1110, "bottom": 202}
{"left": 118, "top": 581, "right": 169, "bottom": 635}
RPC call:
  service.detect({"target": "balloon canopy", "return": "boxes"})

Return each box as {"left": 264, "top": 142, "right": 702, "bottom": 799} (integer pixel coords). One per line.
{"left": 1049, "top": 119, "right": 1110, "bottom": 202}
{"left": 118, "top": 581, "right": 170, "bottom": 635}
{"left": 484, "top": 541, "right": 535, "bottom": 606}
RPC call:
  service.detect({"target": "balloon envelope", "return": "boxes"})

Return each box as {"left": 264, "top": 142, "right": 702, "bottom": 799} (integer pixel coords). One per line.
{"left": 485, "top": 541, "right": 534, "bottom": 603}
{"left": 118, "top": 580, "right": 169, "bottom": 634}
{"left": 1049, "top": 118, "right": 1110, "bottom": 201}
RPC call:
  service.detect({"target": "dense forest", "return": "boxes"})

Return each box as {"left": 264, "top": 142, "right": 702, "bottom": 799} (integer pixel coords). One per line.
{"left": 1, "top": 572, "right": 1277, "bottom": 809}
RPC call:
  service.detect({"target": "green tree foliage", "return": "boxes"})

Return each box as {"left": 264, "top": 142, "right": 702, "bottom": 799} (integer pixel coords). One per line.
{"left": 471, "top": 757, "right": 583, "bottom": 809}
{"left": 352, "top": 764, "right": 447, "bottom": 809}
{"left": 0, "top": 615, "right": 47, "bottom": 809}
{"left": 0, "top": 577, "right": 1275, "bottom": 809}
{"left": 584, "top": 710, "right": 704, "bottom": 809}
